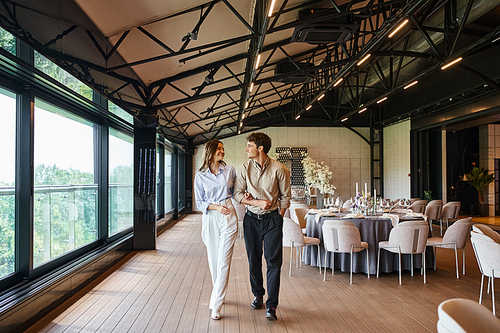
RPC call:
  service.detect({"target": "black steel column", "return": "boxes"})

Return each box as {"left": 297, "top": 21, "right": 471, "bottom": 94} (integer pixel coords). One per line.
{"left": 133, "top": 114, "right": 158, "bottom": 250}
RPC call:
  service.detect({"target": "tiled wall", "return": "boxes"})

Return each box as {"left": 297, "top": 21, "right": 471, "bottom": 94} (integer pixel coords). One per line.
{"left": 479, "top": 124, "right": 496, "bottom": 216}
{"left": 192, "top": 127, "right": 371, "bottom": 212}
{"left": 383, "top": 120, "right": 411, "bottom": 200}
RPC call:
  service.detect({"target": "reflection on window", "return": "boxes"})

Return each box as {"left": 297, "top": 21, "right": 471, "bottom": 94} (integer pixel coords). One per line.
{"left": 165, "top": 150, "right": 172, "bottom": 212}
{"left": 156, "top": 149, "right": 160, "bottom": 215}
{"left": 0, "top": 87, "right": 16, "bottom": 278}
{"left": 33, "top": 99, "right": 98, "bottom": 267}
{"left": 0, "top": 27, "right": 15, "bottom": 55}
{"left": 108, "top": 101, "right": 134, "bottom": 125}
{"left": 178, "top": 153, "right": 185, "bottom": 210}
{"left": 34, "top": 52, "right": 93, "bottom": 100}
{"left": 109, "top": 128, "right": 133, "bottom": 235}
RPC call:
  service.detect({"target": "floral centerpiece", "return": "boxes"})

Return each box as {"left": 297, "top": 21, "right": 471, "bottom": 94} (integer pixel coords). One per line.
{"left": 352, "top": 191, "right": 371, "bottom": 214}
{"left": 300, "top": 153, "right": 336, "bottom": 195}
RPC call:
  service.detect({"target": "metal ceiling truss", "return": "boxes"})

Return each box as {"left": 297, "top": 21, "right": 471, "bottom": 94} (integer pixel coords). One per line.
{"left": 2, "top": 0, "right": 500, "bottom": 148}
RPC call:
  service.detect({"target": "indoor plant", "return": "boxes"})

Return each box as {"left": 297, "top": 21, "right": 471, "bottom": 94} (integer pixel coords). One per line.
{"left": 466, "top": 166, "right": 495, "bottom": 216}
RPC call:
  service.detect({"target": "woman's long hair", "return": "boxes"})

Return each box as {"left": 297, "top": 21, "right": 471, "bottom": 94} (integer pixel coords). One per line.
{"left": 199, "top": 139, "right": 226, "bottom": 172}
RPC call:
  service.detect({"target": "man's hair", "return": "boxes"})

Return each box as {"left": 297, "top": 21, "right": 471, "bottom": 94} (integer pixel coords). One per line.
{"left": 246, "top": 132, "right": 272, "bottom": 154}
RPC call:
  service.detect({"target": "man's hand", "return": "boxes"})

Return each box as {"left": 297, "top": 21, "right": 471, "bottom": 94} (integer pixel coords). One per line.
{"left": 256, "top": 200, "right": 272, "bottom": 210}
{"left": 217, "top": 205, "right": 231, "bottom": 215}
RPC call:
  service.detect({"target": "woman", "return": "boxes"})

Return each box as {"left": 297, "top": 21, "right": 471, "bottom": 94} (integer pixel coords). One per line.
{"left": 194, "top": 139, "right": 238, "bottom": 320}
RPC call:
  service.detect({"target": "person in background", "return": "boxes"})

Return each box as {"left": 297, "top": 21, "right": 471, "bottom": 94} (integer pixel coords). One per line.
{"left": 234, "top": 132, "right": 291, "bottom": 321}
{"left": 194, "top": 139, "right": 238, "bottom": 320}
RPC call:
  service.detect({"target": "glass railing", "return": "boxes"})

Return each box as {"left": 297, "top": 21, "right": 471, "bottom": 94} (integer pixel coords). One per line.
{"left": 0, "top": 186, "right": 15, "bottom": 278}
{"left": 109, "top": 183, "right": 134, "bottom": 235}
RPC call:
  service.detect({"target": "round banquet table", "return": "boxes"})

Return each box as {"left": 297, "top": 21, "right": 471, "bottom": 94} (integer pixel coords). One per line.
{"left": 302, "top": 213, "right": 433, "bottom": 275}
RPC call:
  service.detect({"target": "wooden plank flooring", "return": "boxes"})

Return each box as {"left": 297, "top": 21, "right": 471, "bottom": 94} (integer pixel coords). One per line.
{"left": 28, "top": 214, "right": 500, "bottom": 333}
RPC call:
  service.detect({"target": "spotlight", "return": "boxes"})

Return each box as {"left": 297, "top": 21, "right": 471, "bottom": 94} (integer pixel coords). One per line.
{"left": 182, "top": 32, "right": 197, "bottom": 42}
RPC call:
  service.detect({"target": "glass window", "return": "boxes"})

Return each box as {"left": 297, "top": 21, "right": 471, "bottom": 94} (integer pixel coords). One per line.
{"left": 178, "top": 153, "right": 185, "bottom": 210}
{"left": 0, "top": 87, "right": 16, "bottom": 278}
{"left": 34, "top": 52, "right": 93, "bottom": 101}
{"left": 33, "top": 99, "right": 98, "bottom": 267}
{"left": 108, "top": 128, "right": 133, "bottom": 236}
{"left": 156, "top": 148, "right": 161, "bottom": 216}
{"left": 0, "top": 27, "right": 15, "bottom": 55}
{"left": 108, "top": 101, "right": 134, "bottom": 125}
{"left": 165, "top": 149, "right": 172, "bottom": 212}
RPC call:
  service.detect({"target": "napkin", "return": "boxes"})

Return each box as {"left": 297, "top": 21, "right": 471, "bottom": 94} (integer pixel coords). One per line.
{"left": 308, "top": 209, "right": 323, "bottom": 214}
{"left": 383, "top": 213, "right": 400, "bottom": 227}
{"left": 315, "top": 211, "right": 336, "bottom": 222}
{"left": 342, "top": 213, "right": 365, "bottom": 219}
{"left": 405, "top": 212, "right": 427, "bottom": 221}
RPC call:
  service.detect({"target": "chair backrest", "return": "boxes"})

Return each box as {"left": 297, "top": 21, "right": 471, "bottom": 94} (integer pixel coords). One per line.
{"left": 449, "top": 201, "right": 461, "bottom": 219}
{"left": 441, "top": 217, "right": 472, "bottom": 249}
{"left": 429, "top": 200, "right": 443, "bottom": 205}
{"left": 342, "top": 199, "right": 352, "bottom": 208}
{"left": 289, "top": 203, "right": 310, "bottom": 221}
{"left": 425, "top": 203, "right": 442, "bottom": 220}
{"left": 232, "top": 199, "right": 246, "bottom": 221}
{"left": 409, "top": 200, "right": 427, "bottom": 214}
{"left": 437, "top": 298, "right": 500, "bottom": 333}
{"left": 470, "top": 233, "right": 500, "bottom": 278}
{"left": 293, "top": 207, "right": 309, "bottom": 228}
{"left": 322, "top": 220, "right": 361, "bottom": 253}
{"left": 441, "top": 202, "right": 461, "bottom": 220}
{"left": 472, "top": 224, "right": 500, "bottom": 243}
{"left": 282, "top": 217, "right": 305, "bottom": 247}
{"left": 410, "top": 198, "right": 420, "bottom": 204}
{"left": 388, "top": 220, "right": 429, "bottom": 254}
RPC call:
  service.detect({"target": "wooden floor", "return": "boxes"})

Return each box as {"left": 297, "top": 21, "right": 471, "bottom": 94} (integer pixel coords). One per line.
{"left": 28, "top": 214, "right": 499, "bottom": 333}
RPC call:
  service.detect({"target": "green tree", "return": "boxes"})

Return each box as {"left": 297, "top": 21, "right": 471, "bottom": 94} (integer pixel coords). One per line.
{"left": 0, "top": 182, "right": 15, "bottom": 276}
{"left": 0, "top": 27, "right": 15, "bottom": 54}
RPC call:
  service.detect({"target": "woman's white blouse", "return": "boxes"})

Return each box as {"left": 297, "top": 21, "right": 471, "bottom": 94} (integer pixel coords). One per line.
{"left": 194, "top": 164, "right": 236, "bottom": 214}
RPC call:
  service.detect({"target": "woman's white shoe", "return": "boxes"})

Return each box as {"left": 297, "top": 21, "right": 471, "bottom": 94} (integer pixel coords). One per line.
{"left": 211, "top": 309, "right": 221, "bottom": 320}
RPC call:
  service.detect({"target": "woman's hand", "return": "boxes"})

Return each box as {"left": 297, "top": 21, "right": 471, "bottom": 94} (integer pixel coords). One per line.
{"left": 217, "top": 205, "right": 231, "bottom": 215}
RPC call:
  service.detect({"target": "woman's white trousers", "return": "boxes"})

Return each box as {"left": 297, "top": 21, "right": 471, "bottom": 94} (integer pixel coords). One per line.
{"left": 201, "top": 198, "right": 238, "bottom": 312}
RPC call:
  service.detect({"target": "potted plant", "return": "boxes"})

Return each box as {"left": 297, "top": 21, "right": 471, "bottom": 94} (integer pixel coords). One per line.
{"left": 466, "top": 166, "right": 495, "bottom": 216}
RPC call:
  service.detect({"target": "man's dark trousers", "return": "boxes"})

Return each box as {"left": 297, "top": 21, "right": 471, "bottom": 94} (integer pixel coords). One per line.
{"left": 243, "top": 210, "right": 283, "bottom": 309}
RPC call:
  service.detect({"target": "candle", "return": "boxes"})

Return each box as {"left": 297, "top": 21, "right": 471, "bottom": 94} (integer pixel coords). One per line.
{"left": 365, "top": 183, "right": 367, "bottom": 194}
{"left": 374, "top": 189, "right": 376, "bottom": 200}
{"left": 356, "top": 183, "right": 358, "bottom": 194}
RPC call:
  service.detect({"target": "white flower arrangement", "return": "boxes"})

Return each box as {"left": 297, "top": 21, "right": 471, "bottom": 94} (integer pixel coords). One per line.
{"left": 301, "top": 153, "right": 336, "bottom": 194}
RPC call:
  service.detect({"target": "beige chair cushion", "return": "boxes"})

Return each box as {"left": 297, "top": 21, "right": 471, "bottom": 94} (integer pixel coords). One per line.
{"left": 472, "top": 224, "right": 500, "bottom": 243}
{"left": 437, "top": 298, "right": 500, "bottom": 333}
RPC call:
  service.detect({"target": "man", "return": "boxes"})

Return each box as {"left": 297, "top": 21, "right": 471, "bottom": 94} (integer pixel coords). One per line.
{"left": 234, "top": 132, "right": 291, "bottom": 321}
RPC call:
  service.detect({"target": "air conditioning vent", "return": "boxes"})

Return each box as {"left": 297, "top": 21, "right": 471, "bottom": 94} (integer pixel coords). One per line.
{"left": 273, "top": 62, "right": 317, "bottom": 84}
{"left": 291, "top": 9, "right": 359, "bottom": 44}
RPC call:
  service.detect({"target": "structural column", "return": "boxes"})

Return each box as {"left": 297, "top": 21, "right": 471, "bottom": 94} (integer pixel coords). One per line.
{"left": 133, "top": 114, "right": 158, "bottom": 250}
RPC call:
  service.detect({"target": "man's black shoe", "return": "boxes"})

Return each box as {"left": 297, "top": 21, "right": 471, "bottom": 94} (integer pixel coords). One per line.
{"left": 251, "top": 296, "right": 263, "bottom": 309}
{"left": 266, "top": 308, "right": 277, "bottom": 321}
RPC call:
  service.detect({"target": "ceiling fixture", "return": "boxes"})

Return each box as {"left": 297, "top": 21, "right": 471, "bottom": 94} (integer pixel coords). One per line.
{"left": 181, "top": 32, "right": 197, "bottom": 42}
{"left": 240, "top": 122, "right": 243, "bottom": 127}
{"left": 268, "top": 0, "right": 276, "bottom": 17}
{"left": 377, "top": 97, "right": 388, "bottom": 103}
{"left": 249, "top": 82, "right": 254, "bottom": 92}
{"left": 238, "top": 130, "right": 241, "bottom": 134}
{"left": 357, "top": 54, "right": 371, "bottom": 66}
{"left": 242, "top": 113, "right": 245, "bottom": 119}
{"left": 245, "top": 101, "right": 249, "bottom": 108}
{"left": 492, "top": 36, "right": 500, "bottom": 43}
{"left": 388, "top": 19, "right": 409, "bottom": 38}
{"left": 358, "top": 107, "right": 367, "bottom": 113}
{"left": 318, "top": 94, "right": 325, "bottom": 100}
{"left": 441, "top": 57, "right": 463, "bottom": 70}
{"left": 333, "top": 78, "right": 343, "bottom": 87}
{"left": 404, "top": 81, "right": 418, "bottom": 89}
{"left": 295, "top": 115, "right": 300, "bottom": 120}
{"left": 306, "top": 105, "right": 312, "bottom": 110}
{"left": 341, "top": 117, "right": 348, "bottom": 122}
{"left": 255, "top": 54, "right": 261, "bottom": 69}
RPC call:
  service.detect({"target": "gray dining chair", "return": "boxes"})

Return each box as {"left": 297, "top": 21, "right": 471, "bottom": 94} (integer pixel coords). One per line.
{"left": 437, "top": 298, "right": 500, "bottom": 332}
{"left": 409, "top": 199, "right": 427, "bottom": 214}
{"left": 377, "top": 220, "right": 429, "bottom": 285}
{"left": 292, "top": 207, "right": 309, "bottom": 234}
{"left": 439, "top": 201, "right": 461, "bottom": 236}
{"left": 322, "top": 219, "right": 369, "bottom": 284}
{"left": 470, "top": 230, "right": 500, "bottom": 315}
{"left": 426, "top": 217, "right": 472, "bottom": 278}
{"left": 282, "top": 217, "right": 321, "bottom": 276}
{"left": 424, "top": 200, "right": 442, "bottom": 233}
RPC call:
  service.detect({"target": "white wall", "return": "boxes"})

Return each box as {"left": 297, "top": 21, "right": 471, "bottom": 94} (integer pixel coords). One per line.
{"left": 193, "top": 126, "right": 371, "bottom": 212}
{"left": 383, "top": 120, "right": 411, "bottom": 199}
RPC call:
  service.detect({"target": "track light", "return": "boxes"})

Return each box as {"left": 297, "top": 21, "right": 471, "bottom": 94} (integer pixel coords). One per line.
{"left": 249, "top": 82, "right": 254, "bottom": 92}
{"left": 341, "top": 117, "right": 348, "bottom": 122}
{"left": 268, "top": 0, "right": 276, "bottom": 17}
{"left": 245, "top": 101, "right": 249, "bottom": 108}
{"left": 441, "top": 57, "right": 462, "bottom": 70}
{"left": 404, "top": 81, "right": 418, "bottom": 89}
{"left": 377, "top": 97, "right": 388, "bottom": 103}
{"left": 295, "top": 115, "right": 300, "bottom": 120}
{"left": 334, "top": 78, "right": 343, "bottom": 87}
{"left": 318, "top": 94, "right": 325, "bottom": 100}
{"left": 357, "top": 54, "right": 371, "bottom": 66}
{"left": 388, "top": 19, "right": 409, "bottom": 38}
{"left": 358, "top": 107, "right": 367, "bottom": 113}
{"left": 255, "top": 54, "right": 261, "bottom": 69}
{"left": 242, "top": 113, "right": 245, "bottom": 119}
{"left": 306, "top": 105, "right": 312, "bottom": 110}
